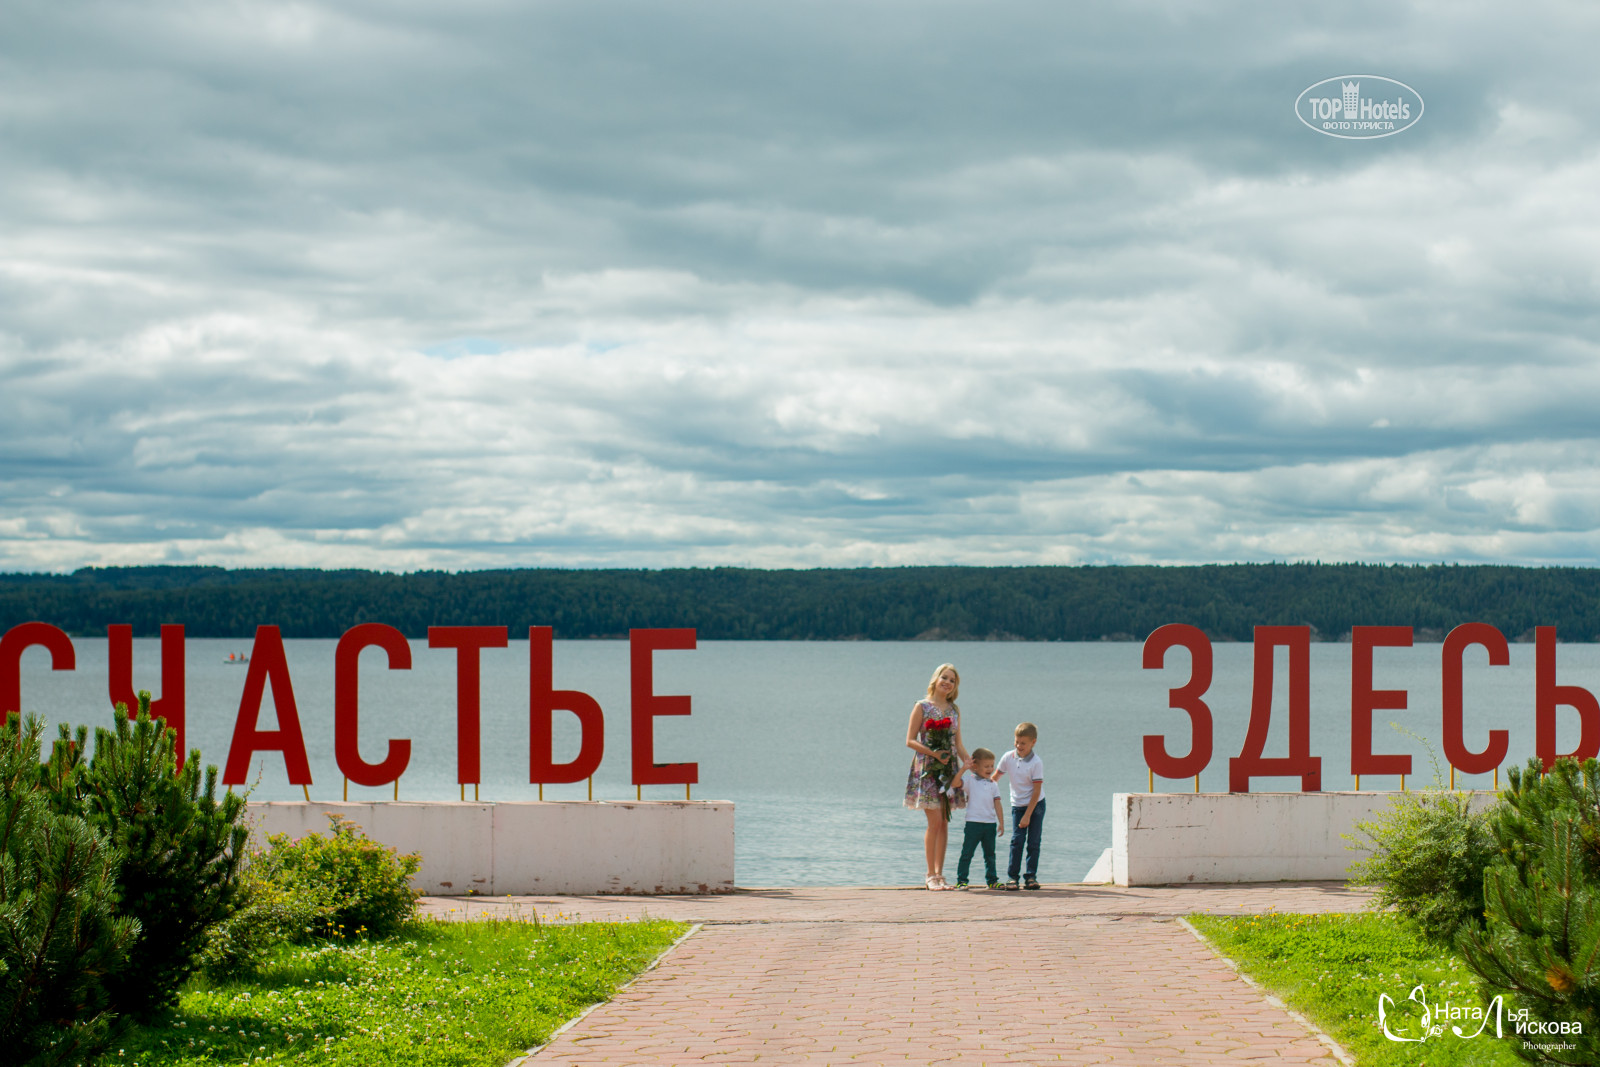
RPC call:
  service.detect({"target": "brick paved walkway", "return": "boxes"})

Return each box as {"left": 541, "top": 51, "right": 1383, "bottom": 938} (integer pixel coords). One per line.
{"left": 422, "top": 885, "right": 1373, "bottom": 1065}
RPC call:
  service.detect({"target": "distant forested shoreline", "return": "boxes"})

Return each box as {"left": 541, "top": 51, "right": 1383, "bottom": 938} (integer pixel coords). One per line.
{"left": 2, "top": 563, "right": 1597, "bottom": 642}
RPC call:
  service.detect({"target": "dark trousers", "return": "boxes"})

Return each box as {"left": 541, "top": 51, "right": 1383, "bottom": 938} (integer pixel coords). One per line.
{"left": 957, "top": 821, "right": 998, "bottom": 885}
{"left": 1008, "top": 797, "right": 1046, "bottom": 880}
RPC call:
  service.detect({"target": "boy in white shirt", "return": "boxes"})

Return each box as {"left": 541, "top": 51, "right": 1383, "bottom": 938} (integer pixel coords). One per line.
{"left": 952, "top": 748, "right": 1005, "bottom": 889}
{"left": 994, "top": 722, "right": 1045, "bottom": 890}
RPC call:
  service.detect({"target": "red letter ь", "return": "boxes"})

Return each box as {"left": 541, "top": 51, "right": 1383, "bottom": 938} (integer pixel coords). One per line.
{"left": 529, "top": 626, "right": 604, "bottom": 784}
{"left": 334, "top": 624, "right": 413, "bottom": 788}
{"left": 222, "top": 626, "right": 313, "bottom": 787}
{"left": 1229, "top": 626, "right": 1321, "bottom": 793}
{"left": 1441, "top": 623, "right": 1509, "bottom": 776}
{"left": 1350, "top": 626, "right": 1412, "bottom": 783}
{"left": 1536, "top": 626, "right": 1600, "bottom": 771}
{"left": 0, "top": 622, "right": 75, "bottom": 722}
{"left": 630, "top": 628, "right": 697, "bottom": 787}
{"left": 108, "top": 623, "right": 187, "bottom": 767}
{"left": 1141, "top": 624, "right": 1214, "bottom": 781}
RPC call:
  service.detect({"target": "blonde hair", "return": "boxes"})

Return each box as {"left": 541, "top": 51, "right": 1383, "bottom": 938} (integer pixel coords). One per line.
{"left": 1014, "top": 721, "right": 1038, "bottom": 740}
{"left": 926, "top": 663, "right": 960, "bottom": 702}
{"left": 972, "top": 747, "right": 995, "bottom": 762}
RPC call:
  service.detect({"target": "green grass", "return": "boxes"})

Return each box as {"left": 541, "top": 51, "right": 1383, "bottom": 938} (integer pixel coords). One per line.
{"left": 1188, "top": 913, "right": 1523, "bottom": 1067}
{"left": 93, "top": 918, "right": 688, "bottom": 1067}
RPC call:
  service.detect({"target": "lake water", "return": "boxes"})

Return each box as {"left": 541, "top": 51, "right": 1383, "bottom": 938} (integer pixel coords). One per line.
{"left": 15, "top": 638, "right": 1598, "bottom": 886}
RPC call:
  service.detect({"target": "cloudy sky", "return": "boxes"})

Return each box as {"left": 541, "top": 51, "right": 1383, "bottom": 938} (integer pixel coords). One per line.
{"left": 3, "top": 1, "right": 1598, "bottom": 572}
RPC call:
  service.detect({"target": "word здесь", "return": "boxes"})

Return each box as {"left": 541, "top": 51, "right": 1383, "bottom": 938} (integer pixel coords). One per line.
{"left": 1143, "top": 623, "right": 1599, "bottom": 791}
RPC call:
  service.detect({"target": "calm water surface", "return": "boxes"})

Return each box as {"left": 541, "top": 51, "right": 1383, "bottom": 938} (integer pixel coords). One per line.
{"left": 17, "top": 638, "right": 1596, "bottom": 886}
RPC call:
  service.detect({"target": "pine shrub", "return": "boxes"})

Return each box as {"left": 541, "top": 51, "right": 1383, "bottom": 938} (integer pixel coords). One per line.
{"left": 1459, "top": 757, "right": 1600, "bottom": 1064}
{"left": 0, "top": 712, "right": 138, "bottom": 1066}
{"left": 1347, "top": 786, "right": 1497, "bottom": 946}
{"left": 50, "top": 694, "right": 249, "bottom": 1019}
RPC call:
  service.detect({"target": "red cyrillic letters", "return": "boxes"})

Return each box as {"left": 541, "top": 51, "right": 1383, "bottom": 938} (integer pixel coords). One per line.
{"left": 223, "top": 626, "right": 313, "bottom": 786}
{"left": 1350, "top": 626, "right": 1412, "bottom": 779}
{"left": 334, "top": 623, "right": 412, "bottom": 787}
{"left": 630, "top": 628, "right": 697, "bottom": 786}
{"left": 1441, "top": 623, "right": 1509, "bottom": 774}
{"left": 427, "top": 625, "right": 508, "bottom": 786}
{"left": 0, "top": 622, "right": 75, "bottom": 721}
{"left": 1535, "top": 626, "right": 1600, "bottom": 770}
{"left": 1229, "top": 626, "right": 1321, "bottom": 792}
{"left": 108, "top": 623, "right": 187, "bottom": 767}
{"left": 528, "top": 626, "right": 604, "bottom": 784}
{"left": 1140, "top": 624, "right": 1214, "bottom": 780}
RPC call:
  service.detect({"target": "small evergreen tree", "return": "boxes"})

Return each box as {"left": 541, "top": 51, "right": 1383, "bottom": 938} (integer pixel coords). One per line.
{"left": 1459, "top": 757, "right": 1600, "bottom": 1064}
{"left": 52, "top": 694, "right": 249, "bottom": 1019}
{"left": 0, "top": 712, "right": 137, "bottom": 1066}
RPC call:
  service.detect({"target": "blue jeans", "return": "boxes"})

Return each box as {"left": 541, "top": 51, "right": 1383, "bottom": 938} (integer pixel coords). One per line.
{"left": 957, "top": 821, "right": 998, "bottom": 885}
{"left": 1008, "top": 798, "right": 1045, "bottom": 880}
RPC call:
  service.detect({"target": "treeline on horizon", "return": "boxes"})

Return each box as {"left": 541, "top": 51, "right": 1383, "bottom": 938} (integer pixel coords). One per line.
{"left": 2, "top": 562, "right": 1598, "bottom": 642}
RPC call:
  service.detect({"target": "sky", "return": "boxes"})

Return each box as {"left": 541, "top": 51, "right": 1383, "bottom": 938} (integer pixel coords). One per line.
{"left": 3, "top": 0, "right": 1599, "bottom": 572}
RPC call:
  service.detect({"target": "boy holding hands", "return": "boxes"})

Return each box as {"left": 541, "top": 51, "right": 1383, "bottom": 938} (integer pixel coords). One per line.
{"left": 995, "top": 722, "right": 1044, "bottom": 890}
{"left": 953, "top": 747, "right": 1005, "bottom": 889}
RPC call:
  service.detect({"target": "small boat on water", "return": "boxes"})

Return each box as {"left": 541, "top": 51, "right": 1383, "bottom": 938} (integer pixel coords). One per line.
{"left": 224, "top": 653, "right": 249, "bottom": 665}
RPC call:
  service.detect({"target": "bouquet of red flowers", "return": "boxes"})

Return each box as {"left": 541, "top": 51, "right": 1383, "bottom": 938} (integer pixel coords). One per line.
{"left": 922, "top": 716, "right": 957, "bottom": 822}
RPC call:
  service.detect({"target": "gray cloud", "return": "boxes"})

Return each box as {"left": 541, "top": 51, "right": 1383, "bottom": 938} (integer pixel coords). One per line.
{"left": 2, "top": 1, "right": 1599, "bottom": 570}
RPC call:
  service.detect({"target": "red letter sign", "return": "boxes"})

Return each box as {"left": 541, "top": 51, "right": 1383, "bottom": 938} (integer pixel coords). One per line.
{"left": 223, "top": 626, "right": 313, "bottom": 786}
{"left": 528, "top": 626, "right": 605, "bottom": 784}
{"left": 334, "top": 624, "right": 413, "bottom": 787}
{"left": 1229, "top": 626, "right": 1321, "bottom": 792}
{"left": 1141, "top": 624, "right": 1214, "bottom": 779}
{"left": 0, "top": 622, "right": 75, "bottom": 719}
{"left": 1441, "top": 623, "right": 1509, "bottom": 775}
{"left": 427, "top": 626, "right": 508, "bottom": 785}
{"left": 1350, "top": 626, "right": 1412, "bottom": 779}
{"left": 630, "top": 628, "right": 697, "bottom": 786}
{"left": 1536, "top": 626, "right": 1600, "bottom": 770}
{"left": 108, "top": 623, "right": 187, "bottom": 767}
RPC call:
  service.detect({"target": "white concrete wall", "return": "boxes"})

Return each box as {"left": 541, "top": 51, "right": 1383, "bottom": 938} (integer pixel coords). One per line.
{"left": 1111, "top": 791, "right": 1497, "bottom": 886}
{"left": 246, "top": 800, "right": 735, "bottom": 895}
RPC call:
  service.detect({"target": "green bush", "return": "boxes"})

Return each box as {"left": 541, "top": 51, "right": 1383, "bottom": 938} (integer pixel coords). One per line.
{"left": 47, "top": 693, "right": 249, "bottom": 1019}
{"left": 198, "top": 866, "right": 335, "bottom": 980}
{"left": 1, "top": 712, "right": 138, "bottom": 1066}
{"left": 256, "top": 814, "right": 421, "bottom": 939}
{"left": 1459, "top": 757, "right": 1600, "bottom": 1064}
{"left": 1347, "top": 785, "right": 1497, "bottom": 946}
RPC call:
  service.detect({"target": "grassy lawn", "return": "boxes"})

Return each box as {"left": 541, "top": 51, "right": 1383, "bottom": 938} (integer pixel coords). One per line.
{"left": 94, "top": 918, "right": 689, "bottom": 1067}
{"left": 1188, "top": 913, "right": 1523, "bottom": 1067}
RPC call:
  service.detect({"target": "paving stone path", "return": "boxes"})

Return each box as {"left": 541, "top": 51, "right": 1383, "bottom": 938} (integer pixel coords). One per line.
{"left": 421, "top": 884, "right": 1374, "bottom": 1065}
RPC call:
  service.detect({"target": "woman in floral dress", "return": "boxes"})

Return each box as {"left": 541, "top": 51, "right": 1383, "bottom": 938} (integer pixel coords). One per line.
{"left": 904, "top": 662, "right": 970, "bottom": 889}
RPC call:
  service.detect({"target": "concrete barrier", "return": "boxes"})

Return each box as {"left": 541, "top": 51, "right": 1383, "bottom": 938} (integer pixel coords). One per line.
{"left": 1111, "top": 791, "right": 1496, "bottom": 886}
{"left": 246, "top": 800, "right": 735, "bottom": 895}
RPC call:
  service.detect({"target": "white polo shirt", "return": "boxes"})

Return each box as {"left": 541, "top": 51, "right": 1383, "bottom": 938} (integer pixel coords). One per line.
{"left": 997, "top": 749, "right": 1044, "bottom": 807}
{"left": 959, "top": 771, "right": 1002, "bottom": 823}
